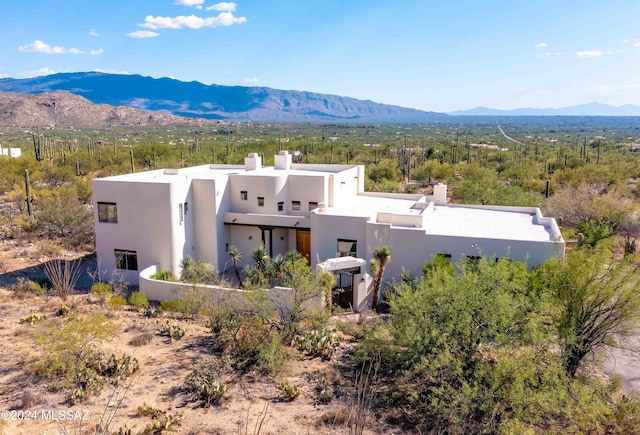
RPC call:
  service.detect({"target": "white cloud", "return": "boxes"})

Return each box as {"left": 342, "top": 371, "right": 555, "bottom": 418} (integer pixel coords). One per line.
{"left": 534, "top": 42, "right": 547, "bottom": 48}
{"left": 127, "top": 30, "right": 160, "bottom": 38}
{"left": 576, "top": 50, "right": 603, "bottom": 57}
{"left": 174, "top": 0, "right": 204, "bottom": 8}
{"left": 93, "top": 68, "right": 130, "bottom": 75}
{"left": 536, "top": 52, "right": 552, "bottom": 58}
{"left": 141, "top": 12, "right": 246, "bottom": 29}
{"left": 89, "top": 29, "right": 98, "bottom": 37}
{"left": 26, "top": 66, "right": 56, "bottom": 77}
{"left": 18, "top": 40, "right": 101, "bottom": 55}
{"left": 0, "top": 73, "right": 8, "bottom": 79}
{"left": 206, "top": 2, "right": 237, "bottom": 11}
{"left": 510, "top": 87, "right": 527, "bottom": 92}
{"left": 245, "top": 77, "right": 258, "bottom": 83}
{"left": 634, "top": 42, "right": 640, "bottom": 47}
{"left": 606, "top": 49, "right": 625, "bottom": 55}
{"left": 19, "top": 40, "right": 67, "bottom": 54}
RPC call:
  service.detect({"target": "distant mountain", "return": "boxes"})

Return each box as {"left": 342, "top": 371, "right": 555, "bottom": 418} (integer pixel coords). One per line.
{"left": 0, "top": 90, "right": 214, "bottom": 128}
{"left": 449, "top": 102, "right": 640, "bottom": 116}
{"left": 0, "top": 72, "right": 447, "bottom": 123}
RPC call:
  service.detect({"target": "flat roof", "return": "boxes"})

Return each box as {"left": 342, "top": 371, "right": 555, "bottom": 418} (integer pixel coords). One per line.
{"left": 426, "top": 205, "right": 554, "bottom": 242}
{"left": 93, "top": 163, "right": 353, "bottom": 184}
{"left": 319, "top": 197, "right": 556, "bottom": 242}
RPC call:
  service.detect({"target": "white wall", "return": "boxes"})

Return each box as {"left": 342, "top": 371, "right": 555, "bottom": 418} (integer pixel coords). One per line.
{"left": 93, "top": 178, "right": 177, "bottom": 284}
{"left": 329, "top": 167, "right": 361, "bottom": 208}
{"left": 310, "top": 212, "right": 369, "bottom": 266}
{"left": 229, "top": 172, "right": 287, "bottom": 214}
{"left": 287, "top": 174, "right": 328, "bottom": 213}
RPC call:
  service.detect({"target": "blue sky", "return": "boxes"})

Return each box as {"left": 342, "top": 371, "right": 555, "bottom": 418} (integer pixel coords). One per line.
{"left": 1, "top": 0, "right": 640, "bottom": 112}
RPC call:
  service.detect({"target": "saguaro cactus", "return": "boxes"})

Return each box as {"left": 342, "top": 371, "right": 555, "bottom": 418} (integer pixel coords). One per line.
{"left": 24, "top": 169, "right": 33, "bottom": 216}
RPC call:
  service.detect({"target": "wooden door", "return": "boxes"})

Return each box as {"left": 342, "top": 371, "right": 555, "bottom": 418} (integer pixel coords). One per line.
{"left": 296, "top": 230, "right": 311, "bottom": 264}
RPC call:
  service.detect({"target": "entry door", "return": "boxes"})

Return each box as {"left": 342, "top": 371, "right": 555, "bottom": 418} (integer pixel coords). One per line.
{"left": 296, "top": 230, "right": 311, "bottom": 264}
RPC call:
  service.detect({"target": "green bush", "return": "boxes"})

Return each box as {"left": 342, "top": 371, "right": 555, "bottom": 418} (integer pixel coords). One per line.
{"left": 150, "top": 270, "right": 178, "bottom": 282}
{"left": 90, "top": 282, "right": 113, "bottom": 297}
{"left": 128, "top": 291, "right": 149, "bottom": 310}
{"left": 107, "top": 295, "right": 127, "bottom": 308}
{"left": 33, "top": 313, "right": 138, "bottom": 404}
{"left": 160, "top": 298, "right": 190, "bottom": 313}
{"left": 11, "top": 278, "right": 45, "bottom": 298}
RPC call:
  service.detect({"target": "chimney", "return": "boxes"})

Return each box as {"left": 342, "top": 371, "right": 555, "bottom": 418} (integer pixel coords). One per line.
{"left": 245, "top": 153, "right": 262, "bottom": 171}
{"left": 274, "top": 150, "right": 292, "bottom": 170}
{"left": 433, "top": 183, "right": 448, "bottom": 205}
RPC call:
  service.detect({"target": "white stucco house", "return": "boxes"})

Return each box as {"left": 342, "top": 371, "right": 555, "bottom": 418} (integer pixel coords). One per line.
{"left": 93, "top": 151, "right": 564, "bottom": 308}
{"left": 0, "top": 145, "right": 22, "bottom": 158}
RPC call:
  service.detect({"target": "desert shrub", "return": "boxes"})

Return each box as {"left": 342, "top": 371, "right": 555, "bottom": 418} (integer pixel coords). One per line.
{"left": 158, "top": 320, "right": 186, "bottom": 342}
{"left": 320, "top": 406, "right": 350, "bottom": 426}
{"left": 129, "top": 332, "right": 154, "bottom": 347}
{"left": 160, "top": 298, "right": 190, "bottom": 314}
{"left": 276, "top": 380, "right": 300, "bottom": 401}
{"left": 44, "top": 258, "right": 82, "bottom": 301}
{"left": 184, "top": 356, "right": 231, "bottom": 407}
{"left": 91, "top": 282, "right": 113, "bottom": 297}
{"left": 150, "top": 270, "right": 178, "bottom": 282}
{"left": 11, "top": 278, "right": 45, "bottom": 298}
{"left": 107, "top": 295, "right": 127, "bottom": 308}
{"left": 128, "top": 291, "right": 149, "bottom": 310}
{"left": 20, "top": 390, "right": 43, "bottom": 408}
{"left": 33, "top": 313, "right": 138, "bottom": 403}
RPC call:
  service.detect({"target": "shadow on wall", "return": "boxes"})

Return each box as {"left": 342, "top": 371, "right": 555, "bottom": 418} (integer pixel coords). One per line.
{"left": 0, "top": 253, "right": 97, "bottom": 292}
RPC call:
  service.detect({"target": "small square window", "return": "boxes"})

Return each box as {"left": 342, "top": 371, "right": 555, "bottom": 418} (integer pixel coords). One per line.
{"left": 258, "top": 197, "right": 265, "bottom": 207}
{"left": 115, "top": 249, "right": 138, "bottom": 271}
{"left": 278, "top": 202, "right": 284, "bottom": 212}
{"left": 98, "top": 202, "right": 118, "bottom": 223}
{"left": 309, "top": 201, "right": 318, "bottom": 211}
{"left": 338, "top": 239, "right": 357, "bottom": 257}
{"left": 241, "top": 191, "right": 248, "bottom": 200}
{"left": 292, "top": 200, "right": 301, "bottom": 211}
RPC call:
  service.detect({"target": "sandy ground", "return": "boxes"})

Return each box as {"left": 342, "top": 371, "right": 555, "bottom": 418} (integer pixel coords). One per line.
{"left": 1, "top": 237, "right": 638, "bottom": 435}
{"left": 0, "top": 239, "right": 403, "bottom": 435}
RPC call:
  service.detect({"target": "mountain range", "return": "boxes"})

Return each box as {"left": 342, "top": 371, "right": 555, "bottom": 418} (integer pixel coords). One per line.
{"left": 1, "top": 72, "right": 639, "bottom": 123}
{"left": 448, "top": 102, "right": 640, "bottom": 117}
{"left": 0, "top": 72, "right": 445, "bottom": 123}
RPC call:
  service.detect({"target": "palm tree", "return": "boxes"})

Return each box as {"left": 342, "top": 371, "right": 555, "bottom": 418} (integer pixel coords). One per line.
{"left": 227, "top": 245, "right": 243, "bottom": 288}
{"left": 371, "top": 246, "right": 392, "bottom": 307}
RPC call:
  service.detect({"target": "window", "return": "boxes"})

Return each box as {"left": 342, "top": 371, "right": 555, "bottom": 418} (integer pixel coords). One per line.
{"left": 179, "top": 203, "right": 184, "bottom": 225}
{"left": 338, "top": 239, "right": 357, "bottom": 257}
{"left": 292, "top": 200, "right": 301, "bottom": 211}
{"left": 241, "top": 191, "right": 248, "bottom": 200}
{"left": 258, "top": 197, "right": 265, "bottom": 207}
{"left": 115, "top": 249, "right": 138, "bottom": 271}
{"left": 184, "top": 202, "right": 188, "bottom": 214}
{"left": 98, "top": 202, "right": 117, "bottom": 223}
{"left": 309, "top": 201, "right": 318, "bottom": 211}
{"left": 278, "top": 201, "right": 284, "bottom": 212}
